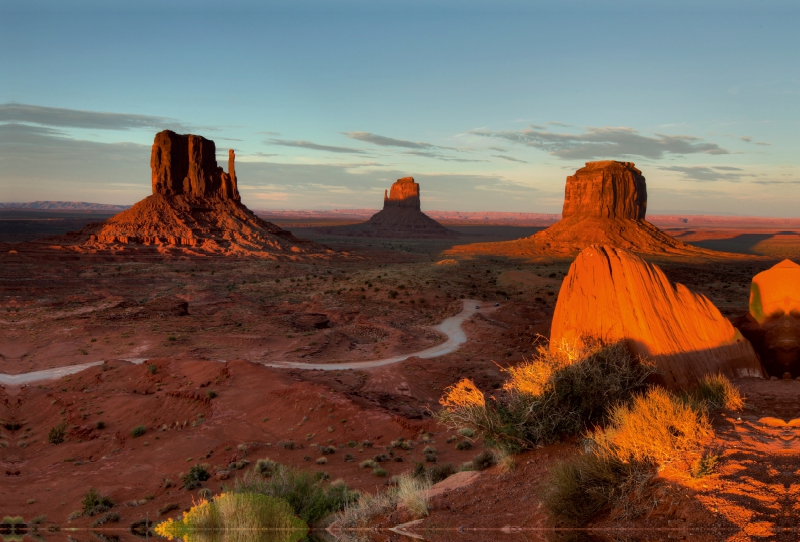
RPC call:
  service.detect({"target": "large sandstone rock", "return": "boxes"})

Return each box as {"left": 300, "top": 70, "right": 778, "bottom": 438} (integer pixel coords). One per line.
{"left": 562, "top": 161, "right": 646, "bottom": 220}
{"left": 19, "top": 131, "right": 325, "bottom": 259}
{"left": 736, "top": 260, "right": 800, "bottom": 377}
{"left": 550, "top": 245, "right": 763, "bottom": 389}
{"left": 446, "top": 161, "right": 723, "bottom": 258}
{"left": 332, "top": 177, "right": 455, "bottom": 238}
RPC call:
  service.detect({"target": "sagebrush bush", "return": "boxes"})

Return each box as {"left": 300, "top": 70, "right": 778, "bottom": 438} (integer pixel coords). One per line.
{"left": 231, "top": 466, "right": 358, "bottom": 525}
{"left": 470, "top": 450, "right": 496, "bottom": 471}
{"left": 438, "top": 341, "right": 655, "bottom": 452}
{"left": 688, "top": 373, "right": 743, "bottom": 411}
{"left": 254, "top": 458, "right": 278, "bottom": 476}
{"left": 183, "top": 465, "right": 211, "bottom": 490}
{"left": 48, "top": 422, "right": 67, "bottom": 445}
{"left": 130, "top": 425, "right": 146, "bottom": 438}
{"left": 81, "top": 488, "right": 114, "bottom": 517}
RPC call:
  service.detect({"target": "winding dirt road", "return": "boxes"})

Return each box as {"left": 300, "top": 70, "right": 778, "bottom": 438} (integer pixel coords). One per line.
{"left": 0, "top": 299, "right": 496, "bottom": 385}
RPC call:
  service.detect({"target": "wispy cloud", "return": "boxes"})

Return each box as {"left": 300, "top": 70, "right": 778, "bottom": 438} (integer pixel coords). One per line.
{"left": 403, "top": 150, "right": 487, "bottom": 163}
{"left": 659, "top": 165, "right": 755, "bottom": 182}
{"left": 471, "top": 125, "right": 729, "bottom": 160}
{"left": 492, "top": 154, "right": 528, "bottom": 163}
{"left": 266, "top": 138, "right": 367, "bottom": 154}
{"left": 756, "top": 142, "right": 772, "bottom": 146}
{"left": 345, "top": 131, "right": 437, "bottom": 150}
{"left": 740, "top": 136, "right": 753, "bottom": 143}
{"left": 0, "top": 103, "right": 191, "bottom": 131}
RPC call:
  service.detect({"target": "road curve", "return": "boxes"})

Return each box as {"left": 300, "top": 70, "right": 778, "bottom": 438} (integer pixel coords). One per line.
{"left": 0, "top": 300, "right": 496, "bottom": 385}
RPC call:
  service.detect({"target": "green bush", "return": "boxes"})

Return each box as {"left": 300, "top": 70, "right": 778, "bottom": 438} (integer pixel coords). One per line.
{"left": 48, "top": 422, "right": 67, "bottom": 445}
{"left": 81, "top": 488, "right": 114, "bottom": 517}
{"left": 91, "top": 512, "right": 120, "bottom": 527}
{"left": 687, "top": 373, "right": 743, "bottom": 411}
{"left": 470, "top": 450, "right": 496, "bottom": 471}
{"left": 130, "top": 425, "right": 146, "bottom": 438}
{"left": 438, "top": 341, "right": 654, "bottom": 452}
{"left": 254, "top": 458, "right": 278, "bottom": 476}
{"left": 183, "top": 465, "right": 211, "bottom": 490}
{"left": 231, "top": 466, "right": 358, "bottom": 525}
{"left": 427, "top": 463, "right": 456, "bottom": 484}
{"left": 455, "top": 440, "right": 472, "bottom": 451}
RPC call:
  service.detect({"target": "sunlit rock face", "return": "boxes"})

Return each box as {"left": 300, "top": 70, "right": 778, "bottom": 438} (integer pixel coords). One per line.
{"left": 736, "top": 260, "right": 800, "bottom": 377}
{"left": 562, "top": 160, "right": 647, "bottom": 220}
{"left": 20, "top": 131, "right": 325, "bottom": 258}
{"left": 383, "top": 177, "right": 421, "bottom": 210}
{"left": 550, "top": 245, "right": 764, "bottom": 389}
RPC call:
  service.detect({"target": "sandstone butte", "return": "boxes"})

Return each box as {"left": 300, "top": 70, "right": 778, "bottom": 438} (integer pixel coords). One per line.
{"left": 446, "top": 160, "right": 725, "bottom": 258}
{"left": 735, "top": 259, "right": 800, "bottom": 376}
{"left": 334, "top": 177, "right": 456, "bottom": 238}
{"left": 19, "top": 130, "right": 326, "bottom": 259}
{"left": 550, "top": 245, "right": 764, "bottom": 389}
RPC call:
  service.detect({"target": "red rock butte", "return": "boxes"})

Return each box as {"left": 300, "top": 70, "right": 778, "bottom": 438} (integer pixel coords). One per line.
{"left": 334, "top": 177, "right": 455, "bottom": 238}
{"left": 550, "top": 245, "right": 764, "bottom": 389}
{"left": 16, "top": 130, "right": 326, "bottom": 259}
{"left": 447, "top": 160, "right": 724, "bottom": 258}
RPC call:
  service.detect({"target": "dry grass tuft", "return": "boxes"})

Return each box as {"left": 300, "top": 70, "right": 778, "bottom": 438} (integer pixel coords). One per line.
{"left": 689, "top": 373, "right": 744, "bottom": 411}
{"left": 396, "top": 474, "right": 431, "bottom": 518}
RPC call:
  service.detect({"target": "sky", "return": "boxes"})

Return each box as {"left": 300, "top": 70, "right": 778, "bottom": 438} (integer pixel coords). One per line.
{"left": 1, "top": 0, "right": 798, "bottom": 215}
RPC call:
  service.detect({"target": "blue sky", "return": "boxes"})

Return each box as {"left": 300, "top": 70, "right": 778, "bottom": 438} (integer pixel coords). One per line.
{"left": 1, "top": 0, "right": 798, "bottom": 215}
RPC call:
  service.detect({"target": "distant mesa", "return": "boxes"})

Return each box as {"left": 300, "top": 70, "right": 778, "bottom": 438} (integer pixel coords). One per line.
{"left": 735, "top": 259, "right": 800, "bottom": 377}
{"left": 550, "top": 245, "right": 764, "bottom": 389}
{"left": 447, "top": 160, "right": 724, "bottom": 258}
{"left": 328, "top": 177, "right": 456, "bottom": 239}
{"left": 14, "top": 130, "right": 326, "bottom": 259}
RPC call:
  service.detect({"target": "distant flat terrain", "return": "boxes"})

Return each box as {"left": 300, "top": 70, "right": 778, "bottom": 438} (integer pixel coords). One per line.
{"left": 0, "top": 210, "right": 117, "bottom": 243}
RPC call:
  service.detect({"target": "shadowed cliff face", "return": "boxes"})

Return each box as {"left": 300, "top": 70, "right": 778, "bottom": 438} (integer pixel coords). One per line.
{"left": 383, "top": 177, "right": 421, "bottom": 210}
{"left": 150, "top": 130, "right": 240, "bottom": 201}
{"left": 562, "top": 160, "right": 647, "bottom": 220}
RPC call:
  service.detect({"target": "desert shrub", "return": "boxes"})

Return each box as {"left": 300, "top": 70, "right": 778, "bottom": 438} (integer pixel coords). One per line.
{"left": 147, "top": 364, "right": 157, "bottom": 375}
{"left": 422, "top": 446, "right": 437, "bottom": 463}
{"left": 438, "top": 341, "right": 655, "bottom": 452}
{"left": 48, "top": 422, "right": 67, "bottom": 445}
{"left": 396, "top": 474, "right": 431, "bottom": 518}
{"left": 470, "top": 450, "right": 496, "bottom": 471}
{"left": 373, "top": 453, "right": 390, "bottom": 463}
{"left": 391, "top": 438, "right": 412, "bottom": 450}
{"left": 198, "top": 488, "right": 213, "bottom": 500}
{"left": 336, "top": 489, "right": 395, "bottom": 529}
{"left": 231, "top": 466, "right": 358, "bottom": 525}
{"left": 343, "top": 453, "right": 355, "bottom": 462}
{"left": 361, "top": 440, "right": 373, "bottom": 448}
{"left": 545, "top": 386, "right": 711, "bottom": 526}
{"left": 316, "top": 457, "right": 327, "bottom": 465}
{"left": 688, "top": 374, "right": 743, "bottom": 411}
{"left": 590, "top": 387, "right": 711, "bottom": 465}
{"left": 359, "top": 459, "right": 377, "bottom": 469}
{"left": 320, "top": 446, "right": 336, "bottom": 455}
{"left": 96, "top": 421, "right": 105, "bottom": 430}
{"left": 130, "top": 425, "right": 146, "bottom": 438}
{"left": 427, "top": 463, "right": 456, "bottom": 483}
{"left": 82, "top": 488, "right": 114, "bottom": 517}
{"left": 183, "top": 465, "right": 211, "bottom": 490}
{"left": 155, "top": 493, "right": 306, "bottom": 540}
{"left": 91, "top": 512, "right": 120, "bottom": 527}
{"left": 206, "top": 390, "right": 217, "bottom": 400}
{"left": 456, "top": 440, "right": 473, "bottom": 451}
{"left": 457, "top": 427, "right": 475, "bottom": 438}
{"left": 254, "top": 458, "right": 278, "bottom": 476}
{"left": 544, "top": 453, "right": 655, "bottom": 526}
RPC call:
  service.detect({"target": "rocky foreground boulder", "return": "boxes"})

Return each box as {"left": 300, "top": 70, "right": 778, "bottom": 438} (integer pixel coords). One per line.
{"left": 736, "top": 259, "right": 800, "bottom": 377}
{"left": 332, "top": 177, "right": 455, "bottom": 238}
{"left": 18, "top": 130, "right": 326, "bottom": 259}
{"left": 550, "top": 245, "right": 764, "bottom": 389}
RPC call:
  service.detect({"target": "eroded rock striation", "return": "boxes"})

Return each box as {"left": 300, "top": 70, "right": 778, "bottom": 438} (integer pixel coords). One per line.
{"left": 20, "top": 131, "right": 325, "bottom": 259}
{"left": 736, "top": 259, "right": 800, "bottom": 377}
{"left": 447, "top": 160, "right": 721, "bottom": 258}
{"left": 333, "top": 177, "right": 455, "bottom": 238}
{"left": 550, "top": 245, "right": 763, "bottom": 389}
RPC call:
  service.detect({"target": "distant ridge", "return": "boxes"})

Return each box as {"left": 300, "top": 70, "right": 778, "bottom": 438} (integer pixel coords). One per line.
{"left": 0, "top": 201, "right": 132, "bottom": 212}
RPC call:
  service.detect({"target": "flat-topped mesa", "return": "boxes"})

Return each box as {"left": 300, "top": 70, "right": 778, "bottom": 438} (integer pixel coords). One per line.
{"left": 383, "top": 177, "right": 421, "bottom": 210}
{"left": 150, "top": 130, "right": 240, "bottom": 201}
{"left": 562, "top": 161, "right": 647, "bottom": 220}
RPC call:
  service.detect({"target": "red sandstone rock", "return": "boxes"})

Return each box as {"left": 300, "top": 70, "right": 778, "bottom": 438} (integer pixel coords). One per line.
{"left": 550, "top": 245, "right": 763, "bottom": 389}
{"left": 334, "top": 177, "right": 455, "bottom": 238}
{"left": 562, "top": 161, "right": 646, "bottom": 220}
{"left": 22, "top": 131, "right": 324, "bottom": 258}
{"left": 446, "top": 161, "right": 724, "bottom": 258}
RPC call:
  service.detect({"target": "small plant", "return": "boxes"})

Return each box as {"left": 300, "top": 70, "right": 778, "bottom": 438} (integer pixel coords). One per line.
{"left": 147, "top": 364, "right": 157, "bottom": 375}
{"left": 372, "top": 467, "right": 387, "bottom": 477}
{"left": 316, "top": 457, "right": 328, "bottom": 465}
{"left": 254, "top": 458, "right": 278, "bottom": 476}
{"left": 391, "top": 438, "right": 412, "bottom": 450}
{"left": 470, "top": 450, "right": 496, "bottom": 471}
{"left": 427, "top": 463, "right": 456, "bottom": 483}
{"left": 457, "top": 427, "right": 475, "bottom": 438}
{"left": 456, "top": 440, "right": 473, "bottom": 451}
{"left": 158, "top": 503, "right": 179, "bottom": 516}
{"left": 361, "top": 440, "right": 374, "bottom": 448}
{"left": 343, "top": 453, "right": 355, "bottom": 462}
{"left": 423, "top": 446, "right": 437, "bottom": 463}
{"left": 396, "top": 474, "right": 431, "bottom": 518}
{"left": 48, "top": 422, "right": 67, "bottom": 445}
{"left": 81, "top": 488, "right": 114, "bottom": 517}
{"left": 96, "top": 421, "right": 105, "bottom": 430}
{"left": 691, "top": 452, "right": 720, "bottom": 478}
{"left": 360, "top": 459, "right": 377, "bottom": 469}
{"left": 130, "top": 425, "right": 146, "bottom": 438}
{"left": 91, "top": 512, "right": 120, "bottom": 527}
{"left": 206, "top": 390, "right": 217, "bottom": 399}
{"left": 689, "top": 374, "right": 743, "bottom": 411}
{"left": 183, "top": 465, "right": 210, "bottom": 490}
{"left": 320, "top": 446, "right": 336, "bottom": 455}
{"left": 198, "top": 488, "right": 213, "bottom": 500}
